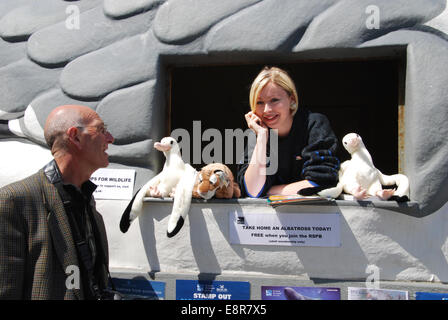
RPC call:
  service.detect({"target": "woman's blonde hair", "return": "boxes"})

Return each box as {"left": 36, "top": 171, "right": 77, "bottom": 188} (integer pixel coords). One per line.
{"left": 249, "top": 66, "right": 299, "bottom": 115}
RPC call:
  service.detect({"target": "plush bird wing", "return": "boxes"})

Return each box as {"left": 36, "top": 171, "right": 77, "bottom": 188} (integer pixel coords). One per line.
{"left": 166, "top": 164, "right": 197, "bottom": 238}
{"left": 119, "top": 174, "right": 160, "bottom": 233}
{"left": 120, "top": 187, "right": 140, "bottom": 233}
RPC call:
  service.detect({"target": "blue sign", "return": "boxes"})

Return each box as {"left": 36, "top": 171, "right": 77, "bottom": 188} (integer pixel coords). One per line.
{"left": 262, "top": 286, "right": 340, "bottom": 300}
{"left": 176, "top": 280, "right": 250, "bottom": 300}
{"left": 415, "top": 292, "right": 448, "bottom": 300}
{"left": 112, "top": 278, "right": 165, "bottom": 300}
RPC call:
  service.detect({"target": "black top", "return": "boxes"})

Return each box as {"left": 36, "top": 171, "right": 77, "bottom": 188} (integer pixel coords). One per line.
{"left": 63, "top": 183, "right": 104, "bottom": 299}
{"left": 237, "top": 108, "right": 340, "bottom": 198}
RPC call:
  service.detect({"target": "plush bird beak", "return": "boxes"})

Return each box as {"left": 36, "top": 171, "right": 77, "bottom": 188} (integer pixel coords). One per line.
{"left": 154, "top": 141, "right": 171, "bottom": 152}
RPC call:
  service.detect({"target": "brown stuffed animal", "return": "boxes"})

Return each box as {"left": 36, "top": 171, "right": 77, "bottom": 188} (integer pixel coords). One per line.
{"left": 192, "top": 163, "right": 241, "bottom": 199}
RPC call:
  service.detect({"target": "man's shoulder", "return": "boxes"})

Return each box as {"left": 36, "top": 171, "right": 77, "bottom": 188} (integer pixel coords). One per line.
{"left": 0, "top": 169, "right": 45, "bottom": 199}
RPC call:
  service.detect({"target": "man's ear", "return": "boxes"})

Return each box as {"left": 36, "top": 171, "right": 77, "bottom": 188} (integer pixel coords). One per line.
{"left": 66, "top": 127, "right": 82, "bottom": 150}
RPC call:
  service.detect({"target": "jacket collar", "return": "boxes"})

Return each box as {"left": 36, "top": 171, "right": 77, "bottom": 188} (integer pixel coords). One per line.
{"left": 43, "top": 160, "right": 97, "bottom": 197}
{"left": 43, "top": 159, "right": 63, "bottom": 184}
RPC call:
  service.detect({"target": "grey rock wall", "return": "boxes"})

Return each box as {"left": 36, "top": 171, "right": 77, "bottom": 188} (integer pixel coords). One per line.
{"left": 0, "top": 0, "right": 447, "bottom": 215}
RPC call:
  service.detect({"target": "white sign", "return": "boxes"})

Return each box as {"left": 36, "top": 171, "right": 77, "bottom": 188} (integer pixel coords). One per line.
{"left": 90, "top": 168, "right": 135, "bottom": 200}
{"left": 348, "top": 287, "right": 409, "bottom": 300}
{"left": 229, "top": 211, "right": 340, "bottom": 247}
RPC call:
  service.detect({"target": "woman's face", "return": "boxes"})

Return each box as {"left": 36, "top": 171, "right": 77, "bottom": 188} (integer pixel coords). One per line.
{"left": 255, "top": 81, "right": 294, "bottom": 136}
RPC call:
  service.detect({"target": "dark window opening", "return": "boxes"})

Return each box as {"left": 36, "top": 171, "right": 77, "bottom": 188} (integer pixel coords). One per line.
{"left": 169, "top": 58, "right": 403, "bottom": 179}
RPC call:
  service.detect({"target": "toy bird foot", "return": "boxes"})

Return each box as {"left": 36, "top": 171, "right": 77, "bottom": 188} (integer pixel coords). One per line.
{"left": 148, "top": 185, "right": 162, "bottom": 197}
{"left": 376, "top": 189, "right": 395, "bottom": 200}
{"left": 351, "top": 186, "right": 368, "bottom": 200}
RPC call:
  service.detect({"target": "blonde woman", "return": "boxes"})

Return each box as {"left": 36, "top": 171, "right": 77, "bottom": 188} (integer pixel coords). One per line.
{"left": 237, "top": 67, "right": 340, "bottom": 198}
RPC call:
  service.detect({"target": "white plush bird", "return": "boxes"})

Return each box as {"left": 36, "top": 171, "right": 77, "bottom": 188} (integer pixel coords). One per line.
{"left": 120, "top": 137, "right": 197, "bottom": 237}
{"left": 318, "top": 133, "right": 410, "bottom": 201}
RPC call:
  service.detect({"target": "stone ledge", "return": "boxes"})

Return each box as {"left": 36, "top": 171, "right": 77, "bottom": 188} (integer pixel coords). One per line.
{"left": 143, "top": 197, "right": 423, "bottom": 217}
{"left": 105, "top": 196, "right": 448, "bottom": 283}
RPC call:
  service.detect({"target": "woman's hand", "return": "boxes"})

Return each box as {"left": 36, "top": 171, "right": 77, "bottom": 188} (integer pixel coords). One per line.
{"left": 243, "top": 111, "right": 269, "bottom": 197}
{"left": 245, "top": 111, "right": 267, "bottom": 136}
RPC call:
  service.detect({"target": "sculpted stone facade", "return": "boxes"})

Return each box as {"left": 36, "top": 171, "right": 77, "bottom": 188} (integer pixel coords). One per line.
{"left": 1, "top": 0, "right": 448, "bottom": 215}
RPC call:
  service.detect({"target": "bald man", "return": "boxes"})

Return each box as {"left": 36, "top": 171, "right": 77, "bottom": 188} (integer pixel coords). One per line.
{"left": 0, "top": 105, "right": 114, "bottom": 300}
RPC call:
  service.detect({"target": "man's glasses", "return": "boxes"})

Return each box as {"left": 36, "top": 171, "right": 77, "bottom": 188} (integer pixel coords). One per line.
{"left": 77, "top": 124, "right": 109, "bottom": 135}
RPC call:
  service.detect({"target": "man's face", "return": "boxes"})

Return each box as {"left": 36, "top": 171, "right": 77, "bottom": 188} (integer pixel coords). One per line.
{"left": 78, "top": 117, "right": 114, "bottom": 171}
